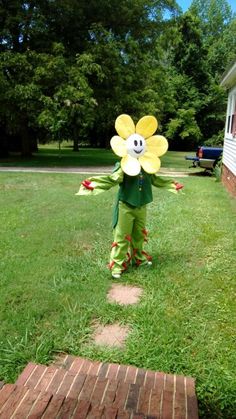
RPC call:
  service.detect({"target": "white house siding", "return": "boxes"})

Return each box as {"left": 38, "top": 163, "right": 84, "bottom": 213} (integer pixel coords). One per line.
{"left": 223, "top": 137, "right": 236, "bottom": 176}
{"left": 221, "top": 61, "right": 236, "bottom": 196}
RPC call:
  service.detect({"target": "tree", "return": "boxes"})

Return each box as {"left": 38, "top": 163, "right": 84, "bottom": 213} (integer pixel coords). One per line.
{"left": 0, "top": 50, "right": 41, "bottom": 156}
{"left": 1, "top": 0, "right": 234, "bottom": 153}
{"left": 38, "top": 51, "right": 103, "bottom": 151}
{"left": 162, "top": 6, "right": 234, "bottom": 148}
{"left": 187, "top": 0, "right": 236, "bottom": 145}
{"left": 162, "top": 13, "right": 210, "bottom": 148}
{"left": 0, "top": 43, "right": 102, "bottom": 156}
{"left": 0, "top": 0, "right": 181, "bottom": 152}
{"left": 190, "top": 0, "right": 234, "bottom": 38}
{"left": 190, "top": 0, "right": 236, "bottom": 78}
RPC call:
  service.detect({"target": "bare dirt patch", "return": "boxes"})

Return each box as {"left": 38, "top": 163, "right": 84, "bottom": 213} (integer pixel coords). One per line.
{"left": 93, "top": 323, "right": 130, "bottom": 348}
{"left": 107, "top": 283, "right": 143, "bottom": 305}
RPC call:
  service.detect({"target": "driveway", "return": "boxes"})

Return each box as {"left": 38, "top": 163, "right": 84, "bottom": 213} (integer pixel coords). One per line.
{"left": 0, "top": 166, "right": 190, "bottom": 177}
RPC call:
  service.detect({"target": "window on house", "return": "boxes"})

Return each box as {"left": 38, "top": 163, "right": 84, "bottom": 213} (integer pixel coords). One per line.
{"left": 226, "top": 91, "right": 236, "bottom": 137}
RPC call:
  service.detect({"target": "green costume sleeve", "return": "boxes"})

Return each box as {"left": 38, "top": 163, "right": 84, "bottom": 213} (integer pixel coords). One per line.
{"left": 151, "top": 174, "right": 177, "bottom": 193}
{"left": 76, "top": 167, "right": 124, "bottom": 196}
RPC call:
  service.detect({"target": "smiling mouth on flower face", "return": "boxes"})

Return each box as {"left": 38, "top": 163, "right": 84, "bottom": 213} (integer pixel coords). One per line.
{"left": 134, "top": 149, "right": 143, "bottom": 154}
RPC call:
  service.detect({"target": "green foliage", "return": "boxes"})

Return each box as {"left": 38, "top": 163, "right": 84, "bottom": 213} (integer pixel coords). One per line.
{"left": 162, "top": 14, "right": 209, "bottom": 148}
{"left": 204, "top": 130, "right": 224, "bottom": 147}
{"left": 166, "top": 108, "right": 202, "bottom": 149}
{"left": 207, "top": 17, "right": 236, "bottom": 79}
{"left": 213, "top": 153, "right": 223, "bottom": 181}
{"left": 163, "top": 4, "right": 235, "bottom": 149}
{"left": 190, "top": 0, "right": 236, "bottom": 78}
{"left": 0, "top": 0, "right": 235, "bottom": 154}
{"left": 0, "top": 45, "right": 102, "bottom": 152}
{"left": 170, "top": 12, "right": 209, "bottom": 88}
{"left": 190, "top": 0, "right": 234, "bottom": 37}
{"left": 37, "top": 51, "right": 102, "bottom": 143}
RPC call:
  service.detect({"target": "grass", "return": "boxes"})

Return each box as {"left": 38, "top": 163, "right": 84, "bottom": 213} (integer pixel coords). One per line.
{"left": 0, "top": 142, "right": 197, "bottom": 171}
{"left": 0, "top": 172, "right": 235, "bottom": 418}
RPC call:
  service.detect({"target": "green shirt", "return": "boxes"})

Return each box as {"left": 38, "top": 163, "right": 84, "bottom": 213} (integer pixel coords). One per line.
{"left": 118, "top": 170, "right": 153, "bottom": 208}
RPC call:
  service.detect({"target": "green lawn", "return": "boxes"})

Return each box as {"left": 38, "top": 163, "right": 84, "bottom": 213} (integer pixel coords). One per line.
{"left": 0, "top": 143, "right": 196, "bottom": 171}
{"left": 0, "top": 172, "right": 235, "bottom": 418}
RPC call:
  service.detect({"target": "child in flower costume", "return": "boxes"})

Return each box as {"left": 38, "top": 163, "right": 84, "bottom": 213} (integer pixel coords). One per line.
{"left": 77, "top": 114, "right": 183, "bottom": 279}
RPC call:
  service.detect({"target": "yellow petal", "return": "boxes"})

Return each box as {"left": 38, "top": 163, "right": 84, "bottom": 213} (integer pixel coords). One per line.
{"left": 110, "top": 136, "right": 127, "bottom": 157}
{"left": 136, "top": 116, "right": 158, "bottom": 138}
{"left": 115, "top": 114, "right": 135, "bottom": 139}
{"left": 146, "top": 135, "right": 168, "bottom": 157}
{"left": 139, "top": 152, "right": 161, "bottom": 174}
{"left": 121, "top": 154, "right": 141, "bottom": 176}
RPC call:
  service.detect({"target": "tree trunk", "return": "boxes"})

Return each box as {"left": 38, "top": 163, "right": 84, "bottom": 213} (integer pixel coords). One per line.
{"left": 0, "top": 130, "right": 9, "bottom": 157}
{"left": 73, "top": 126, "right": 79, "bottom": 151}
{"left": 21, "top": 123, "right": 32, "bottom": 157}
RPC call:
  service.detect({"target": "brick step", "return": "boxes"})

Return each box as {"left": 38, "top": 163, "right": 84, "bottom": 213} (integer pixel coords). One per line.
{"left": 17, "top": 357, "right": 193, "bottom": 396}
{"left": 0, "top": 383, "right": 136, "bottom": 418}
{"left": 53, "top": 354, "right": 182, "bottom": 390}
{"left": 13, "top": 360, "right": 198, "bottom": 418}
{"left": 0, "top": 382, "right": 198, "bottom": 419}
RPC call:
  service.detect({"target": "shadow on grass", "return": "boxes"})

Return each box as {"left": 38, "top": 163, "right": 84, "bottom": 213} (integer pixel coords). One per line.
{"left": 0, "top": 149, "right": 117, "bottom": 168}
{"left": 188, "top": 170, "right": 213, "bottom": 177}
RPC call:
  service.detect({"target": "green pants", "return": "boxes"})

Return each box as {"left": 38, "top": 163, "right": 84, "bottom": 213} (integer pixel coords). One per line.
{"left": 109, "top": 201, "right": 152, "bottom": 275}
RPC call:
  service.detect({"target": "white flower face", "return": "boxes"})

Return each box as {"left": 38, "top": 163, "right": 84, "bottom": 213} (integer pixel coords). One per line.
{"left": 126, "top": 133, "right": 146, "bottom": 159}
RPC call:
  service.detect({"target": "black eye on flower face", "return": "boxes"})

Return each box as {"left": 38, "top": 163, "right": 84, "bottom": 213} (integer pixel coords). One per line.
{"left": 140, "top": 140, "right": 143, "bottom": 146}
{"left": 134, "top": 140, "right": 138, "bottom": 146}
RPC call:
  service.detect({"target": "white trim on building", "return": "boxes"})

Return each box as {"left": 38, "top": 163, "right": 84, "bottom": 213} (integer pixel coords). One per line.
{"left": 221, "top": 61, "right": 236, "bottom": 89}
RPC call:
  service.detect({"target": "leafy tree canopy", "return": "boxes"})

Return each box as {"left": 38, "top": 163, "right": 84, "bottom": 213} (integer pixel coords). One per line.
{"left": 0, "top": 0, "right": 235, "bottom": 155}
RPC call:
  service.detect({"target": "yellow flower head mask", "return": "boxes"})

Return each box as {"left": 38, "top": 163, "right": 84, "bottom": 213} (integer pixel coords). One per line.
{"left": 110, "top": 114, "right": 168, "bottom": 176}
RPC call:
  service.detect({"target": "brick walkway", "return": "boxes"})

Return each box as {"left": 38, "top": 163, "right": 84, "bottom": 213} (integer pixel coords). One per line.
{"left": 0, "top": 355, "right": 198, "bottom": 418}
